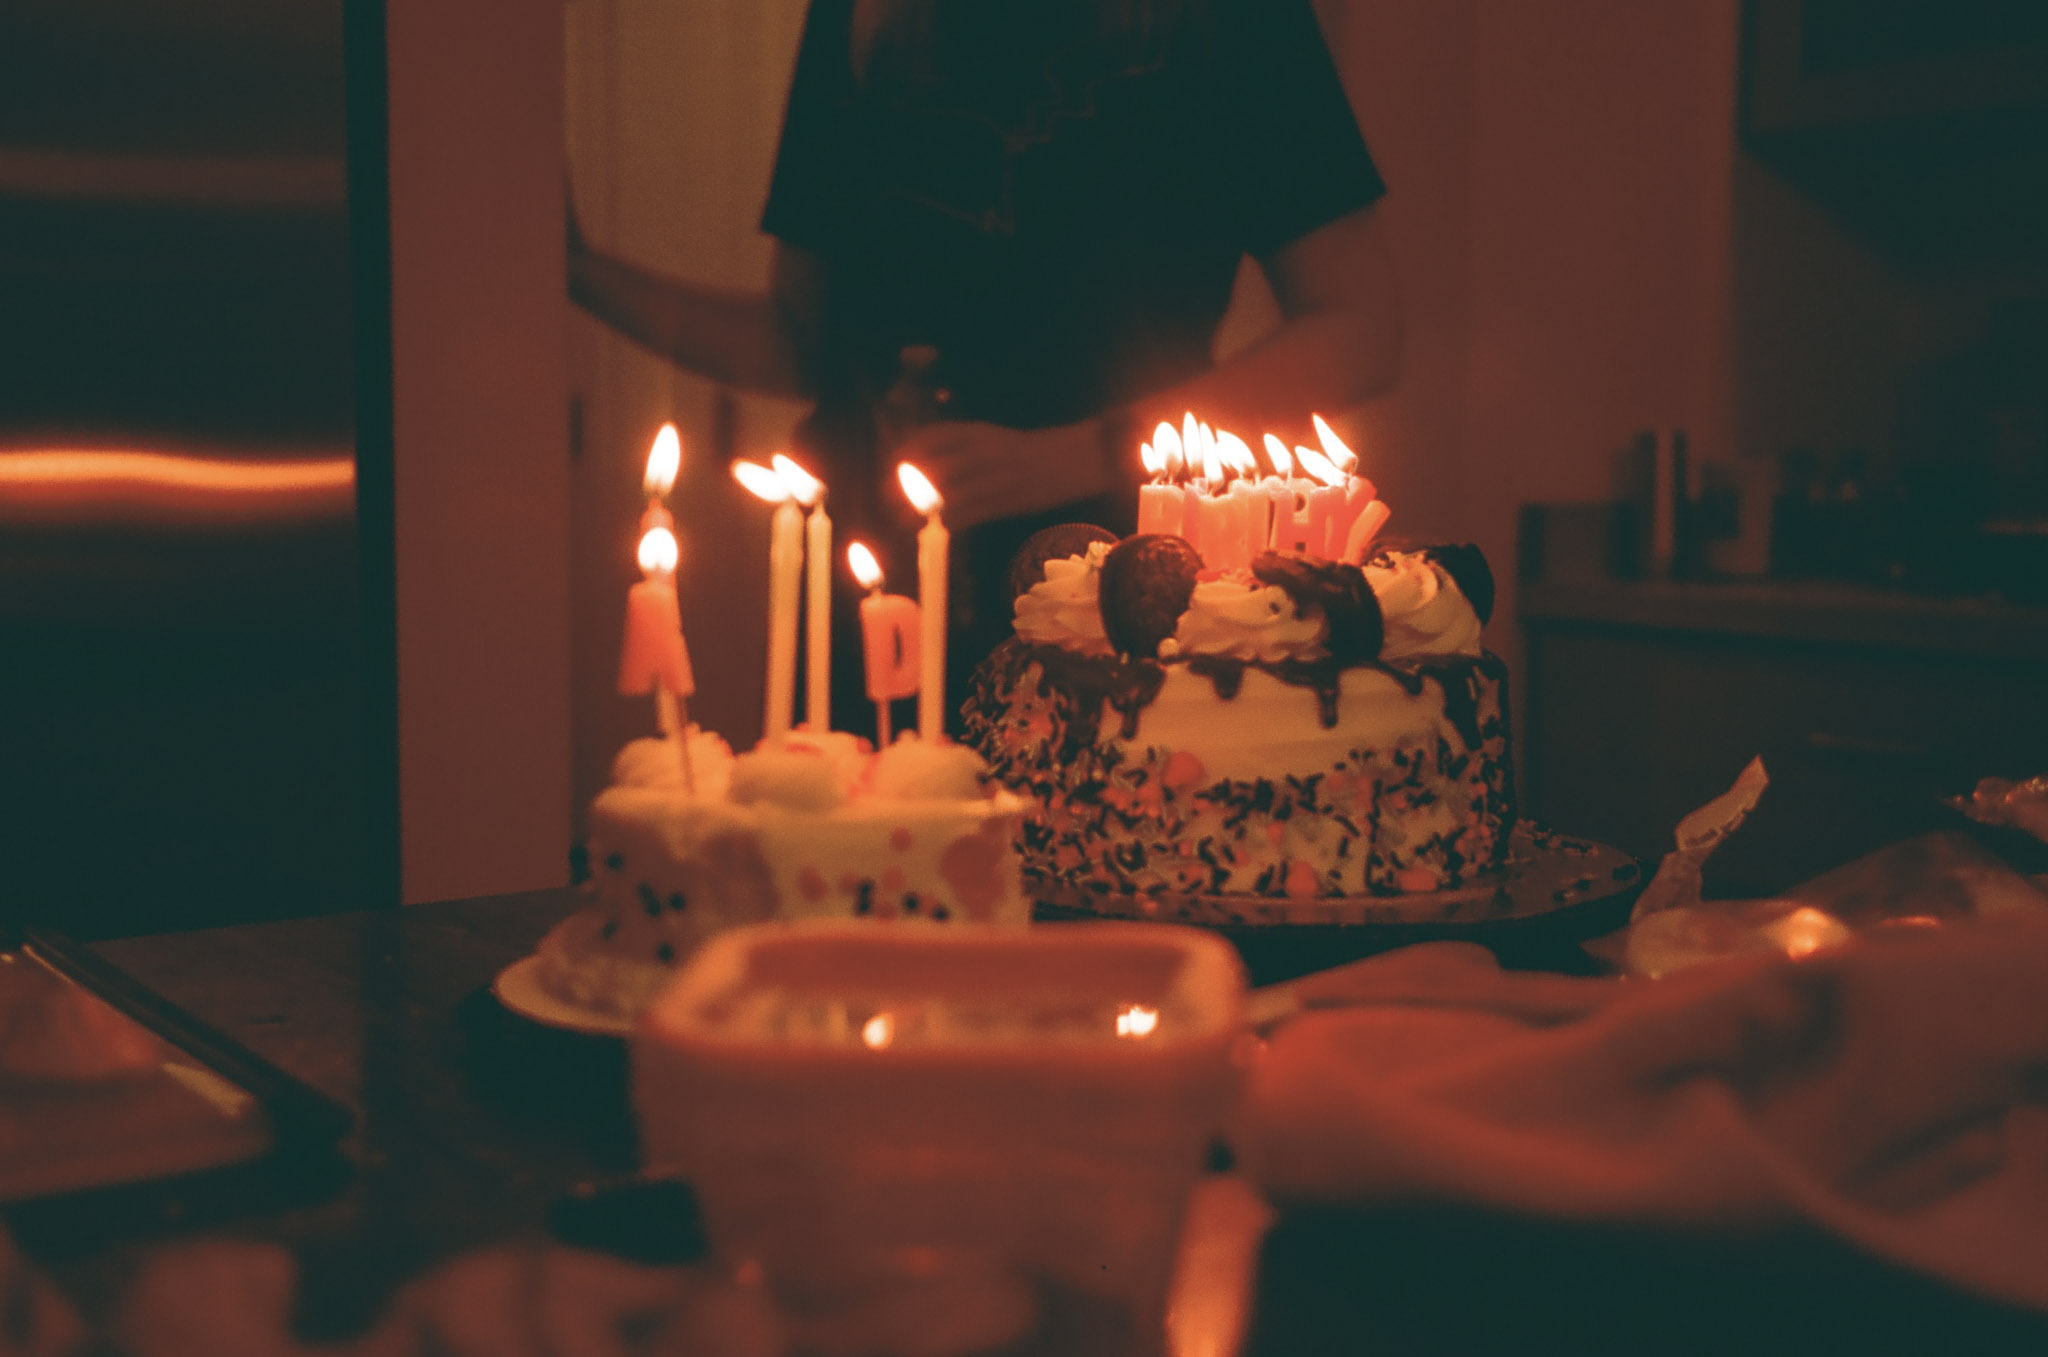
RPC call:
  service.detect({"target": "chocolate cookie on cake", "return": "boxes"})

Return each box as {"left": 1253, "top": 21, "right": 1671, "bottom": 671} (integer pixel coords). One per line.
{"left": 964, "top": 530, "right": 1513, "bottom": 903}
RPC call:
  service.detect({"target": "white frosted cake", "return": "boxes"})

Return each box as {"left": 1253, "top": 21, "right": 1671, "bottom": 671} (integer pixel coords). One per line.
{"left": 964, "top": 534, "right": 1513, "bottom": 903}
{"left": 538, "top": 731, "right": 1029, "bottom": 1019}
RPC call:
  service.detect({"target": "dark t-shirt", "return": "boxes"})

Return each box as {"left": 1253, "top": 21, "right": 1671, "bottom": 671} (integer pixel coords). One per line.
{"left": 762, "top": 0, "right": 1384, "bottom": 722}
{"left": 763, "top": 0, "right": 1384, "bottom": 445}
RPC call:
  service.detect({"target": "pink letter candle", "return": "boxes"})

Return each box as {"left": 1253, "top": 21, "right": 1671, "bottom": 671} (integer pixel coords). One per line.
{"left": 1294, "top": 446, "right": 1350, "bottom": 557}
{"left": 847, "top": 541, "right": 920, "bottom": 747}
{"left": 619, "top": 524, "right": 697, "bottom": 791}
{"left": 1341, "top": 499, "right": 1392, "bottom": 563}
{"left": 1136, "top": 439, "right": 1184, "bottom": 538}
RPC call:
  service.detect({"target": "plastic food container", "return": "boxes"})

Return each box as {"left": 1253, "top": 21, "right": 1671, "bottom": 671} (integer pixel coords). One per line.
{"left": 633, "top": 921, "right": 1246, "bottom": 1357}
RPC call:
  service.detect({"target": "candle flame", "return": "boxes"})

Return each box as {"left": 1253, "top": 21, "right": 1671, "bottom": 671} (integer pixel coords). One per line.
{"left": 1153, "top": 421, "right": 1183, "bottom": 477}
{"left": 1199, "top": 428, "right": 1222, "bottom": 484}
{"left": 732, "top": 459, "right": 790, "bottom": 504}
{"left": 1115, "top": 1004, "right": 1160, "bottom": 1039}
{"left": 861, "top": 1012, "right": 896, "bottom": 1049}
{"left": 644, "top": 423, "right": 681, "bottom": 497}
{"left": 1216, "top": 430, "right": 1257, "bottom": 479}
{"left": 771, "top": 452, "right": 824, "bottom": 507}
{"left": 1140, "top": 440, "right": 1166, "bottom": 478}
{"left": 1312, "top": 414, "right": 1357, "bottom": 473}
{"left": 637, "top": 525, "right": 679, "bottom": 575}
{"left": 1263, "top": 434, "right": 1294, "bottom": 478}
{"left": 847, "top": 540, "right": 883, "bottom": 590}
{"left": 1296, "top": 445, "right": 1346, "bottom": 488}
{"left": 1181, "top": 412, "right": 1200, "bottom": 472}
{"left": 897, "top": 461, "right": 943, "bottom": 515}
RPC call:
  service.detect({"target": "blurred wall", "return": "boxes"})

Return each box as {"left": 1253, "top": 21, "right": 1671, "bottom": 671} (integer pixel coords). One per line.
{"left": 1252, "top": 0, "right": 1742, "bottom": 737}
{"left": 387, "top": 0, "right": 572, "bottom": 903}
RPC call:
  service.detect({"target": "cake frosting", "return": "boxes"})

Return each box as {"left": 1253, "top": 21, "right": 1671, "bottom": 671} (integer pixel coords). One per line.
{"left": 965, "top": 539, "right": 1513, "bottom": 901}
{"left": 538, "top": 730, "right": 1030, "bottom": 1018}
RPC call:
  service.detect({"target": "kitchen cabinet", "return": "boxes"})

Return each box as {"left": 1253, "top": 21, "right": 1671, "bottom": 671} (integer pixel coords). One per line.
{"left": 1521, "top": 579, "right": 2048, "bottom": 896}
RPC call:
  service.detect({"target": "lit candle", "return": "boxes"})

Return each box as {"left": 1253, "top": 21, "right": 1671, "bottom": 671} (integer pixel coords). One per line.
{"left": 1293, "top": 445, "right": 1347, "bottom": 558}
{"left": 897, "top": 462, "right": 949, "bottom": 743}
{"left": 619, "top": 524, "right": 698, "bottom": 792}
{"left": 847, "top": 541, "right": 920, "bottom": 747}
{"left": 734, "top": 459, "right": 803, "bottom": 744}
{"left": 1136, "top": 434, "right": 1184, "bottom": 538}
{"left": 1262, "top": 434, "right": 1306, "bottom": 551}
{"left": 640, "top": 422, "right": 681, "bottom": 535}
{"left": 1313, "top": 414, "right": 1380, "bottom": 556}
{"left": 1190, "top": 424, "right": 1249, "bottom": 571}
{"left": 774, "top": 452, "right": 832, "bottom": 735}
{"left": 1178, "top": 413, "right": 1208, "bottom": 558}
{"left": 1218, "top": 431, "right": 1265, "bottom": 566}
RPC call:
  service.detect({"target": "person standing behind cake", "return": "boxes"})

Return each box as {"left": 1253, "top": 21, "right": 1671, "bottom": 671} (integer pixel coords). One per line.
{"left": 570, "top": 0, "right": 1399, "bottom": 733}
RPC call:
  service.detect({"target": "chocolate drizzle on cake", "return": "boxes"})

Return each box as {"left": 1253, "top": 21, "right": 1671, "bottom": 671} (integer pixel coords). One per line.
{"left": 1250, "top": 552, "right": 1384, "bottom": 664}
{"left": 975, "top": 640, "right": 1167, "bottom": 753}
{"left": 1267, "top": 657, "right": 1347, "bottom": 728}
{"left": 1186, "top": 654, "right": 1245, "bottom": 700}
{"left": 976, "top": 535, "right": 1502, "bottom": 745}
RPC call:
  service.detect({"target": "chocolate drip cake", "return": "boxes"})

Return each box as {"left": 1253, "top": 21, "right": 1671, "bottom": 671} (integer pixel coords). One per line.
{"left": 964, "top": 534, "right": 1514, "bottom": 901}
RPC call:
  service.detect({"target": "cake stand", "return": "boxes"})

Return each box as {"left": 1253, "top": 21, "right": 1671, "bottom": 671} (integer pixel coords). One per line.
{"left": 1030, "top": 825, "right": 1641, "bottom": 983}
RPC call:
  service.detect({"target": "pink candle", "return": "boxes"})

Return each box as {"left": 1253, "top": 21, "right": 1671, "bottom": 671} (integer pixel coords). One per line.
{"left": 1340, "top": 499, "right": 1392, "bottom": 563}
{"left": 1226, "top": 478, "right": 1265, "bottom": 569}
{"left": 1136, "top": 439, "right": 1184, "bottom": 537}
{"left": 848, "top": 542, "right": 920, "bottom": 747}
{"left": 1311, "top": 413, "right": 1379, "bottom": 554}
{"left": 619, "top": 525, "right": 698, "bottom": 791}
{"left": 1323, "top": 478, "right": 1370, "bottom": 552}
{"left": 1191, "top": 489, "right": 1240, "bottom": 571}
{"left": 1293, "top": 445, "right": 1348, "bottom": 557}
{"left": 1215, "top": 431, "right": 1264, "bottom": 564}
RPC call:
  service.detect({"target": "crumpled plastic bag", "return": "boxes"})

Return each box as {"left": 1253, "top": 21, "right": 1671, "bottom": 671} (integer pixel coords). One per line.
{"left": 1594, "top": 760, "right": 2048, "bottom": 978}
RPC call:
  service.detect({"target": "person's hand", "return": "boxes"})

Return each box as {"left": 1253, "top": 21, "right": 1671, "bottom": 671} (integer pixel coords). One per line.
{"left": 896, "top": 419, "right": 1113, "bottom": 530}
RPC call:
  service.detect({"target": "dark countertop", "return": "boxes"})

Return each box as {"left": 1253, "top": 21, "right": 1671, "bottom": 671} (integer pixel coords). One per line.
{"left": 8, "top": 890, "right": 623, "bottom": 1335}
{"left": 11, "top": 895, "right": 2048, "bottom": 1355}
{"left": 1520, "top": 578, "right": 2048, "bottom": 660}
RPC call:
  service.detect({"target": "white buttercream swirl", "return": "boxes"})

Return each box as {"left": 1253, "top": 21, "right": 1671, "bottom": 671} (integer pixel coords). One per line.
{"left": 1012, "top": 541, "right": 1484, "bottom": 665}
{"left": 1014, "top": 541, "right": 1113, "bottom": 655}
{"left": 869, "top": 736, "right": 990, "bottom": 801}
{"left": 1162, "top": 578, "right": 1325, "bottom": 662}
{"left": 611, "top": 730, "right": 735, "bottom": 799}
{"left": 729, "top": 732, "right": 870, "bottom": 810}
{"left": 1365, "top": 553, "right": 1483, "bottom": 660}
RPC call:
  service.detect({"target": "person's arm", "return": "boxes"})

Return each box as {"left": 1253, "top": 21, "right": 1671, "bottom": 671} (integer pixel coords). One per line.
{"left": 567, "top": 194, "right": 821, "bottom": 400}
{"left": 907, "top": 203, "right": 1401, "bottom": 530}
{"left": 1127, "top": 203, "right": 1401, "bottom": 442}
